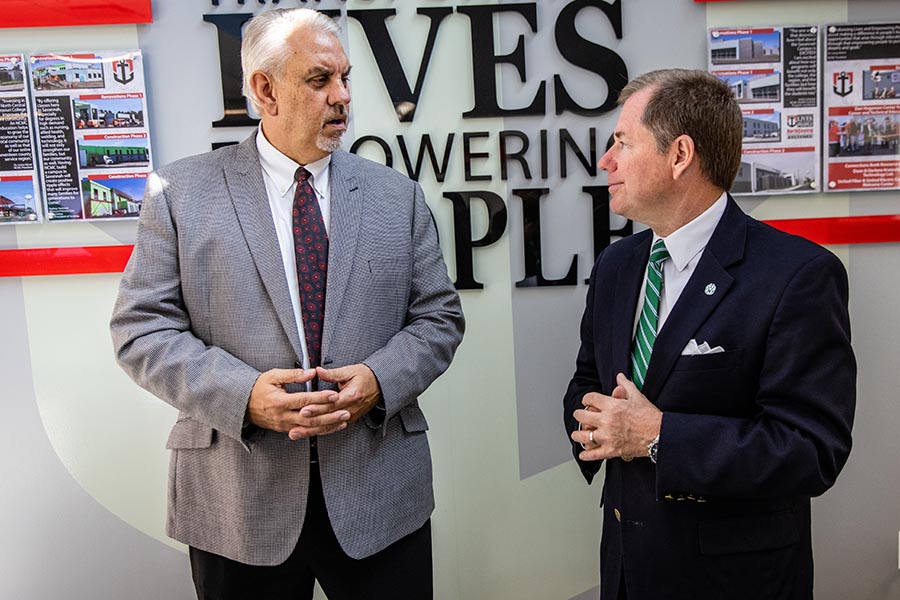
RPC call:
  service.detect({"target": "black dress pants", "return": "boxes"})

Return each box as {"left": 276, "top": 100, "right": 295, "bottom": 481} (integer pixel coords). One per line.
{"left": 189, "top": 464, "right": 433, "bottom": 600}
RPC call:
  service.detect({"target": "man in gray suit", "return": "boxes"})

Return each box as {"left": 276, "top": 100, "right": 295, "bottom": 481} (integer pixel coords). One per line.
{"left": 110, "top": 8, "right": 464, "bottom": 599}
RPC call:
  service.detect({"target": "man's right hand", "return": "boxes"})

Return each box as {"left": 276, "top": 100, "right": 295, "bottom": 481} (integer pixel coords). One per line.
{"left": 247, "top": 368, "right": 349, "bottom": 439}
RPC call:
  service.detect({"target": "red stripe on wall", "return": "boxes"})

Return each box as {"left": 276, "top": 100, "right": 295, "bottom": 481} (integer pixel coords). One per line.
{"left": 765, "top": 214, "right": 900, "bottom": 245}
{"left": 0, "top": 0, "right": 152, "bottom": 28}
{"left": 0, "top": 215, "right": 898, "bottom": 278}
{"left": 0, "top": 245, "right": 133, "bottom": 277}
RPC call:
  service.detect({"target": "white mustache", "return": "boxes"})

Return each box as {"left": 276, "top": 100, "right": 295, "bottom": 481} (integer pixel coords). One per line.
{"left": 325, "top": 105, "right": 347, "bottom": 122}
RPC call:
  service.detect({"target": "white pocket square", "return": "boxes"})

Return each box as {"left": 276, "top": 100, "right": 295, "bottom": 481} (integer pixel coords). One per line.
{"left": 682, "top": 339, "right": 725, "bottom": 356}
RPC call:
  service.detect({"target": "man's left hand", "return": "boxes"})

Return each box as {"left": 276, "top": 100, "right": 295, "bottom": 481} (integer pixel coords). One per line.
{"left": 572, "top": 372, "right": 662, "bottom": 462}
{"left": 312, "top": 364, "right": 382, "bottom": 422}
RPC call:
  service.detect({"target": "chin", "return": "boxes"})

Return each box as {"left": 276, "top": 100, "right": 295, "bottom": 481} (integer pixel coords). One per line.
{"left": 608, "top": 197, "right": 629, "bottom": 218}
{"left": 317, "top": 134, "right": 344, "bottom": 154}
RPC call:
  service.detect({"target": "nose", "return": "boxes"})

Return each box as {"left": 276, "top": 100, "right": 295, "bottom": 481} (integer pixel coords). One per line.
{"left": 330, "top": 78, "right": 351, "bottom": 106}
{"left": 597, "top": 146, "right": 615, "bottom": 172}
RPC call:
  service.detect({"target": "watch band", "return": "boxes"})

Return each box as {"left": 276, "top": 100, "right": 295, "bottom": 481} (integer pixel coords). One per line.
{"left": 648, "top": 435, "right": 660, "bottom": 464}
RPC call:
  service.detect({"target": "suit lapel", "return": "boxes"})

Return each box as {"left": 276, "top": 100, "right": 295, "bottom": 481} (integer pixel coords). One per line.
{"left": 322, "top": 149, "right": 362, "bottom": 361}
{"left": 640, "top": 197, "right": 747, "bottom": 401}
{"left": 611, "top": 232, "right": 653, "bottom": 382}
{"left": 224, "top": 135, "right": 304, "bottom": 361}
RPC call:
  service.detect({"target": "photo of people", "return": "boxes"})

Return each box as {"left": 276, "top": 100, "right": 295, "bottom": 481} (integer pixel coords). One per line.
{"left": 77, "top": 137, "right": 150, "bottom": 169}
{"left": 0, "top": 179, "right": 39, "bottom": 223}
{"left": 31, "top": 57, "right": 104, "bottom": 90}
{"left": 717, "top": 71, "right": 782, "bottom": 104}
{"left": 710, "top": 30, "right": 781, "bottom": 65}
{"left": 830, "top": 115, "right": 900, "bottom": 157}
{"left": 743, "top": 112, "right": 781, "bottom": 143}
{"left": 0, "top": 56, "right": 25, "bottom": 92}
{"left": 862, "top": 69, "right": 900, "bottom": 100}
{"left": 81, "top": 175, "right": 146, "bottom": 219}
{"left": 73, "top": 97, "right": 144, "bottom": 129}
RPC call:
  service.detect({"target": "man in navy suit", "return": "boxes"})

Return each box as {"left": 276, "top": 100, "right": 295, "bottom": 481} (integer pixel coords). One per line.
{"left": 564, "top": 69, "right": 855, "bottom": 600}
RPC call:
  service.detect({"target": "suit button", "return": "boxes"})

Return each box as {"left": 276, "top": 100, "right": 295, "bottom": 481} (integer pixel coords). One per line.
{"left": 614, "top": 508, "right": 622, "bottom": 522}
{"left": 664, "top": 494, "right": 674, "bottom": 501}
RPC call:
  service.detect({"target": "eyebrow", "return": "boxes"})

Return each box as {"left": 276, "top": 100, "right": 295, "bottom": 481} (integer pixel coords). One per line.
{"left": 613, "top": 131, "right": 626, "bottom": 140}
{"left": 304, "top": 65, "right": 353, "bottom": 78}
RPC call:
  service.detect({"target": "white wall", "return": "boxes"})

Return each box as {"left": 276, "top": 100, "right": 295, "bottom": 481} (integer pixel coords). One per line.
{"left": 0, "top": 1, "right": 897, "bottom": 599}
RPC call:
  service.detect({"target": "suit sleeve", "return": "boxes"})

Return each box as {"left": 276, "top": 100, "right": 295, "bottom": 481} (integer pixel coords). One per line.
{"left": 657, "top": 252, "right": 856, "bottom": 500}
{"left": 362, "top": 181, "right": 465, "bottom": 426}
{"left": 110, "top": 171, "right": 260, "bottom": 445}
{"left": 563, "top": 256, "right": 604, "bottom": 484}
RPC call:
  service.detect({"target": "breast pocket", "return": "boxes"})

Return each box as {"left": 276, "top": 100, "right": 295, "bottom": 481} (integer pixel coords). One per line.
{"left": 664, "top": 348, "right": 753, "bottom": 415}
{"left": 672, "top": 348, "right": 743, "bottom": 372}
{"left": 361, "top": 255, "right": 411, "bottom": 326}
{"left": 367, "top": 255, "right": 410, "bottom": 277}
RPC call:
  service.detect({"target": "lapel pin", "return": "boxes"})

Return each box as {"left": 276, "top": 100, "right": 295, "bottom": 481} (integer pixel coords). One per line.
{"left": 704, "top": 283, "right": 717, "bottom": 296}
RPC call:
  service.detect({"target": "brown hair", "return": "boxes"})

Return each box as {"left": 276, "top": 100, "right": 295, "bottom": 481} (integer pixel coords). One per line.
{"left": 619, "top": 69, "right": 742, "bottom": 190}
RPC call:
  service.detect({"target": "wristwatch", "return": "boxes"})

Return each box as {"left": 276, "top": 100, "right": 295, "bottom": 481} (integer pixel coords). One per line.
{"left": 648, "top": 435, "right": 660, "bottom": 464}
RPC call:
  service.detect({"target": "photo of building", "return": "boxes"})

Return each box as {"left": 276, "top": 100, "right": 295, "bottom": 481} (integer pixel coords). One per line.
{"left": 77, "top": 139, "right": 149, "bottom": 168}
{"left": 73, "top": 97, "right": 144, "bottom": 129}
{"left": 710, "top": 31, "right": 781, "bottom": 64}
{"left": 719, "top": 71, "right": 782, "bottom": 103}
{"left": 31, "top": 58, "right": 104, "bottom": 90}
{"left": 0, "top": 179, "right": 38, "bottom": 223}
{"left": 732, "top": 153, "right": 816, "bottom": 194}
{"left": 743, "top": 112, "right": 781, "bottom": 142}
{"left": 0, "top": 57, "right": 25, "bottom": 92}
{"left": 81, "top": 177, "right": 144, "bottom": 218}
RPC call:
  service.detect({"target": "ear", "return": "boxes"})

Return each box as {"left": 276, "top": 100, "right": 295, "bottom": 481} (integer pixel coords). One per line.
{"left": 669, "top": 134, "right": 695, "bottom": 181}
{"left": 249, "top": 71, "right": 278, "bottom": 117}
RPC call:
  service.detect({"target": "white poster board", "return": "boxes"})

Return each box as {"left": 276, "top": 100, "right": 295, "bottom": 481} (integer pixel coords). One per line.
{"left": 27, "top": 49, "right": 152, "bottom": 221}
{"left": 709, "top": 26, "right": 821, "bottom": 196}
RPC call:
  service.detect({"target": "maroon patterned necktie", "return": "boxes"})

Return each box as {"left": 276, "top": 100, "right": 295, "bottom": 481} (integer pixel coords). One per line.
{"left": 292, "top": 167, "right": 328, "bottom": 379}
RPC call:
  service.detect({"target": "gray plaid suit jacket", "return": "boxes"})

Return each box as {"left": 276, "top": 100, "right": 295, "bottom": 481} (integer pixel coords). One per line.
{"left": 110, "top": 134, "right": 464, "bottom": 565}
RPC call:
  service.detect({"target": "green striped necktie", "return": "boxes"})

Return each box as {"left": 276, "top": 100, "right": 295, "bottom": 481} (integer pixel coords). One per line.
{"left": 631, "top": 239, "right": 670, "bottom": 390}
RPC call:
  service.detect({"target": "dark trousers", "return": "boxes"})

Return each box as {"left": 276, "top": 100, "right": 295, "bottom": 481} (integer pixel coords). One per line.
{"left": 189, "top": 464, "right": 433, "bottom": 600}
{"left": 617, "top": 565, "right": 628, "bottom": 600}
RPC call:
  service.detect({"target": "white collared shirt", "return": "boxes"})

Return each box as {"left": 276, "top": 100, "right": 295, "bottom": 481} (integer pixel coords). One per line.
{"left": 256, "top": 127, "right": 332, "bottom": 370}
{"left": 633, "top": 192, "right": 728, "bottom": 336}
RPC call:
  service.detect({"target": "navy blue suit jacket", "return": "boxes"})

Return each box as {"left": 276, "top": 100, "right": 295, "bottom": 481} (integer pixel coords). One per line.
{"left": 564, "top": 197, "right": 855, "bottom": 600}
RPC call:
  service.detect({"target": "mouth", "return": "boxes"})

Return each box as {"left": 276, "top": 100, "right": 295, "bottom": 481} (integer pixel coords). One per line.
{"left": 323, "top": 114, "right": 347, "bottom": 132}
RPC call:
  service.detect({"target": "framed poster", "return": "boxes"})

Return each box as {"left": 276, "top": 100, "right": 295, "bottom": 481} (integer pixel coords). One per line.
{"left": 709, "top": 26, "right": 821, "bottom": 196}
{"left": 0, "top": 53, "right": 41, "bottom": 224}
{"left": 824, "top": 22, "right": 900, "bottom": 192}
{"left": 28, "top": 50, "right": 152, "bottom": 221}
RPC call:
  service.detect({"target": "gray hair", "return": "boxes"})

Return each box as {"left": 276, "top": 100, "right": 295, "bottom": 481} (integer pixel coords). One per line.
{"left": 241, "top": 8, "right": 341, "bottom": 113}
{"left": 619, "top": 69, "right": 743, "bottom": 191}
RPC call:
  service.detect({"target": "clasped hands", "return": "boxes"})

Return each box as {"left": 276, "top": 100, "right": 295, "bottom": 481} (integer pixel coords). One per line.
{"left": 572, "top": 373, "right": 662, "bottom": 462}
{"left": 247, "top": 364, "right": 381, "bottom": 440}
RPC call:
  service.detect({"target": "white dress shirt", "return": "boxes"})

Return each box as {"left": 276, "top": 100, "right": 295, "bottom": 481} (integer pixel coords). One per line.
{"left": 256, "top": 128, "right": 332, "bottom": 370}
{"left": 633, "top": 192, "right": 728, "bottom": 336}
